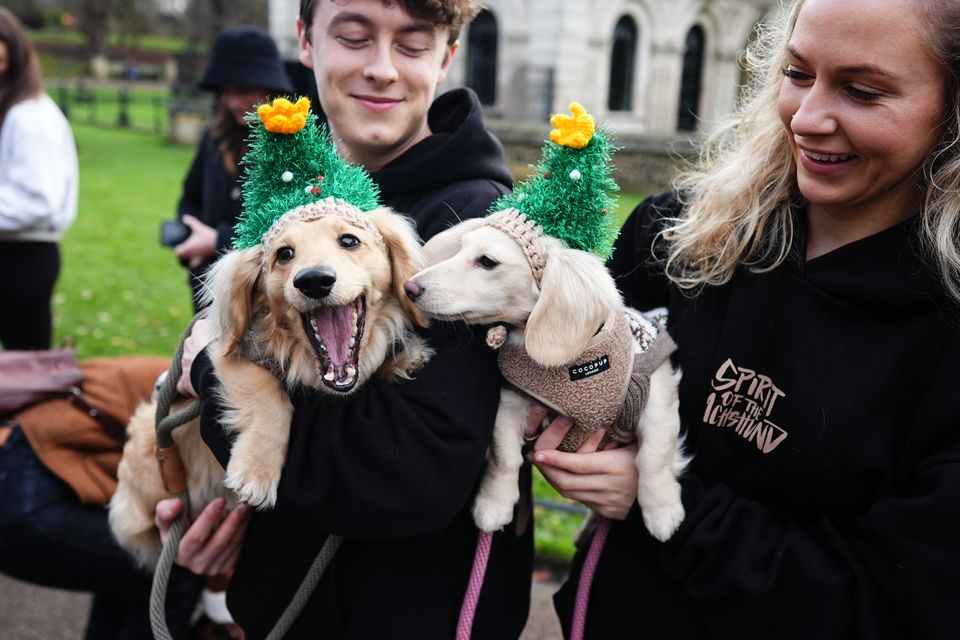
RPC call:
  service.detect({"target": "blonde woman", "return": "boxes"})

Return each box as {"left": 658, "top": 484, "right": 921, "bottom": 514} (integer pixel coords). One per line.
{"left": 0, "top": 8, "right": 77, "bottom": 349}
{"left": 532, "top": 0, "right": 960, "bottom": 637}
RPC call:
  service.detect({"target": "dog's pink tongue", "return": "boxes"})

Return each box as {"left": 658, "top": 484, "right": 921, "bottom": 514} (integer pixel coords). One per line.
{"left": 314, "top": 304, "right": 354, "bottom": 368}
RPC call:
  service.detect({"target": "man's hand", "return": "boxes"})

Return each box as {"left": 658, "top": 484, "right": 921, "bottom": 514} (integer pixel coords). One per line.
{"left": 155, "top": 497, "right": 251, "bottom": 576}
{"left": 177, "top": 317, "right": 215, "bottom": 397}
{"left": 174, "top": 215, "right": 218, "bottom": 269}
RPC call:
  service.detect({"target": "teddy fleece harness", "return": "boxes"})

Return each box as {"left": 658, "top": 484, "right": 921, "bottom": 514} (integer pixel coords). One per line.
{"left": 494, "top": 307, "right": 676, "bottom": 453}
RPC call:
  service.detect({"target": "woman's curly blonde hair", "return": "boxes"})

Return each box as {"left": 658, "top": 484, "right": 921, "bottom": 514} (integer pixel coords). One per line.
{"left": 664, "top": 0, "right": 960, "bottom": 303}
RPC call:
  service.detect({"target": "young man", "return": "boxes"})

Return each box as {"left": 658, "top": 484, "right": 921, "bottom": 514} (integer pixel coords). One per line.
{"left": 160, "top": 1, "right": 534, "bottom": 638}
{"left": 295, "top": 0, "right": 514, "bottom": 236}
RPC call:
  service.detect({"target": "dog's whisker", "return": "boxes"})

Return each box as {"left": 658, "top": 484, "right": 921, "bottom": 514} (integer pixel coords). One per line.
{"left": 440, "top": 201, "right": 460, "bottom": 222}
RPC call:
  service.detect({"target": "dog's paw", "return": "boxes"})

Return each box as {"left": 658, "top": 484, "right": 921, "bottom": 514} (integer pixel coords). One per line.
{"left": 224, "top": 462, "right": 279, "bottom": 510}
{"left": 471, "top": 495, "right": 515, "bottom": 532}
{"left": 380, "top": 336, "right": 434, "bottom": 382}
{"left": 641, "top": 500, "right": 685, "bottom": 542}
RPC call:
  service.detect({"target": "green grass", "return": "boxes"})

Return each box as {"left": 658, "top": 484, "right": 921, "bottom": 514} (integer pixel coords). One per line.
{"left": 53, "top": 123, "right": 195, "bottom": 358}
{"left": 29, "top": 27, "right": 191, "bottom": 54}
{"left": 36, "top": 50, "right": 89, "bottom": 79}
{"left": 55, "top": 122, "right": 642, "bottom": 563}
{"left": 616, "top": 192, "right": 644, "bottom": 226}
{"left": 533, "top": 469, "right": 588, "bottom": 564}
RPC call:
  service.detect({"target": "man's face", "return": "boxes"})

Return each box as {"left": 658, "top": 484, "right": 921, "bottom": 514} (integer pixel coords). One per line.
{"left": 298, "top": 0, "right": 458, "bottom": 170}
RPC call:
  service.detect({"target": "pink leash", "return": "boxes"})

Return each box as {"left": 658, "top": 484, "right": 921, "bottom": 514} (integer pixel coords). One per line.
{"left": 456, "top": 529, "right": 494, "bottom": 640}
{"left": 570, "top": 515, "right": 611, "bottom": 640}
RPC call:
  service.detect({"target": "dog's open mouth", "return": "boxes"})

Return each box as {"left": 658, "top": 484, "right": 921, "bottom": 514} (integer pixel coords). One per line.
{"left": 302, "top": 296, "right": 366, "bottom": 392}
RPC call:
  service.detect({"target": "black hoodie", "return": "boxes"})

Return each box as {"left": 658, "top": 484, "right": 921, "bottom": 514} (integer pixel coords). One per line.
{"left": 554, "top": 192, "right": 960, "bottom": 639}
{"left": 372, "top": 87, "right": 514, "bottom": 237}
{"left": 193, "top": 89, "right": 532, "bottom": 639}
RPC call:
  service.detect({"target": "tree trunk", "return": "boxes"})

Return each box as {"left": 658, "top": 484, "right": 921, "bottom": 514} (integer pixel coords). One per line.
{"left": 74, "top": 0, "right": 111, "bottom": 56}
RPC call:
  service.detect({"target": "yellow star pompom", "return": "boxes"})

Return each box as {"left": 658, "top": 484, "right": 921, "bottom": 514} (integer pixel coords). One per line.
{"left": 257, "top": 97, "right": 311, "bottom": 134}
{"left": 549, "top": 102, "right": 595, "bottom": 149}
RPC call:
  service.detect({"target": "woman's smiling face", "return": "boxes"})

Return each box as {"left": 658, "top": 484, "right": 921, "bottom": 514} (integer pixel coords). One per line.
{"left": 777, "top": 0, "right": 946, "bottom": 219}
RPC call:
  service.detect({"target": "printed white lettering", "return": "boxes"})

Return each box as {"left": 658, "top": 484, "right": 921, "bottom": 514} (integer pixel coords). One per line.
{"left": 568, "top": 356, "right": 610, "bottom": 381}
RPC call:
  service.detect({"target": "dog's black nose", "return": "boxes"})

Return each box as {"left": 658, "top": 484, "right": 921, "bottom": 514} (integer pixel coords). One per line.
{"left": 404, "top": 279, "right": 423, "bottom": 300}
{"left": 294, "top": 267, "right": 337, "bottom": 299}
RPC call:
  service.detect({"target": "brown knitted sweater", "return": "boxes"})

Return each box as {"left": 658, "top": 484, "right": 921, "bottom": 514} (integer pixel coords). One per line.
{"left": 496, "top": 308, "right": 676, "bottom": 452}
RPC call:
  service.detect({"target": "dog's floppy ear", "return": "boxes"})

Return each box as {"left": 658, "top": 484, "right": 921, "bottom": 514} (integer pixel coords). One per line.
{"left": 368, "top": 208, "right": 430, "bottom": 327}
{"left": 525, "top": 245, "right": 622, "bottom": 367}
{"left": 201, "top": 246, "right": 263, "bottom": 355}
{"left": 421, "top": 217, "right": 487, "bottom": 266}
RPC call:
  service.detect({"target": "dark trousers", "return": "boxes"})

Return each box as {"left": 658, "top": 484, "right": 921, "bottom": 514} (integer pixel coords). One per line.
{"left": 0, "top": 241, "right": 60, "bottom": 350}
{"left": 0, "top": 427, "right": 203, "bottom": 639}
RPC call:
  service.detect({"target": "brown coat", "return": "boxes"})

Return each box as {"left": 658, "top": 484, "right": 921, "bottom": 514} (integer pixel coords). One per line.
{"left": 16, "top": 355, "right": 170, "bottom": 505}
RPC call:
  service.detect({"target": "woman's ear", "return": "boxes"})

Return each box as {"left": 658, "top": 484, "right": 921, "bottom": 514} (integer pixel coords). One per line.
{"left": 421, "top": 217, "right": 487, "bottom": 266}
{"left": 525, "top": 246, "right": 622, "bottom": 367}
{"left": 368, "top": 208, "right": 430, "bottom": 328}
{"left": 201, "top": 246, "right": 263, "bottom": 354}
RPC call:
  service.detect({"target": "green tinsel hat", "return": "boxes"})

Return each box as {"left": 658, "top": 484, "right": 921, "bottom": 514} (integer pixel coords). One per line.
{"left": 233, "top": 96, "right": 382, "bottom": 251}
{"left": 486, "top": 102, "right": 619, "bottom": 281}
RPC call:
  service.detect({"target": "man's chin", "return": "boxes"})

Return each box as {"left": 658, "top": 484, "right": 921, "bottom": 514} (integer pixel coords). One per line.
{"left": 347, "top": 127, "right": 428, "bottom": 165}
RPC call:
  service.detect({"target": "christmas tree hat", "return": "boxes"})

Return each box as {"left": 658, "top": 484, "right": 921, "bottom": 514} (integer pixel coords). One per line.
{"left": 486, "top": 102, "right": 619, "bottom": 281}
{"left": 233, "top": 96, "right": 382, "bottom": 251}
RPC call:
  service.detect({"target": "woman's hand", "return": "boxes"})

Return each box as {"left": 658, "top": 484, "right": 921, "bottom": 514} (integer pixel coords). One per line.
{"left": 527, "top": 403, "right": 639, "bottom": 520}
{"left": 155, "top": 497, "right": 251, "bottom": 575}
{"left": 174, "top": 215, "right": 218, "bottom": 269}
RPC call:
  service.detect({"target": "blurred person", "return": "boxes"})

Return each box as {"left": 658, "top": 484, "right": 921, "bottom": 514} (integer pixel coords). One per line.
{"left": 0, "top": 7, "right": 77, "bottom": 350}
{"left": 0, "top": 356, "right": 204, "bottom": 639}
{"left": 172, "top": 26, "right": 294, "bottom": 310}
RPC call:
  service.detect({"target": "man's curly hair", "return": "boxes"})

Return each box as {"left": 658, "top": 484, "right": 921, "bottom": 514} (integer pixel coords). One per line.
{"left": 300, "top": 0, "right": 482, "bottom": 45}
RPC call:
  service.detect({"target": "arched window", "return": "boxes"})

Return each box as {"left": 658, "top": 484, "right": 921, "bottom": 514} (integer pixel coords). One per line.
{"left": 677, "top": 25, "right": 705, "bottom": 131}
{"left": 466, "top": 10, "right": 498, "bottom": 106}
{"left": 608, "top": 16, "right": 638, "bottom": 111}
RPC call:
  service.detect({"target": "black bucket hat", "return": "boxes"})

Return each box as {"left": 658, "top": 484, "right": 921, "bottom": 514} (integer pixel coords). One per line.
{"left": 198, "top": 26, "right": 295, "bottom": 95}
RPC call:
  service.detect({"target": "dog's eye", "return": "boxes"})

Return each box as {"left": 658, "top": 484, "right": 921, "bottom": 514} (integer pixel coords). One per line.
{"left": 339, "top": 234, "right": 361, "bottom": 249}
{"left": 276, "top": 246, "right": 295, "bottom": 262}
{"left": 477, "top": 255, "right": 499, "bottom": 270}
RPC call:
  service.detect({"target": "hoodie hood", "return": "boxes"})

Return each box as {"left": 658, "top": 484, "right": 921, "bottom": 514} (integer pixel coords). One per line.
{"left": 792, "top": 213, "right": 950, "bottom": 313}
{"left": 371, "top": 88, "right": 513, "bottom": 204}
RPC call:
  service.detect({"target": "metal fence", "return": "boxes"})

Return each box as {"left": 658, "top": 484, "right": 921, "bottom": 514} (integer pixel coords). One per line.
{"left": 49, "top": 80, "right": 171, "bottom": 136}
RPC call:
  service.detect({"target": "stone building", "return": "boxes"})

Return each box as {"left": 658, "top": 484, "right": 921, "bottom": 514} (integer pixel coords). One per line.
{"left": 268, "top": 0, "right": 781, "bottom": 192}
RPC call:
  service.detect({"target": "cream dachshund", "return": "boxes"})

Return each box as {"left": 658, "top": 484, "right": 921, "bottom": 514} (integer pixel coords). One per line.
{"left": 110, "top": 207, "right": 432, "bottom": 567}
{"left": 404, "top": 217, "right": 688, "bottom": 541}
